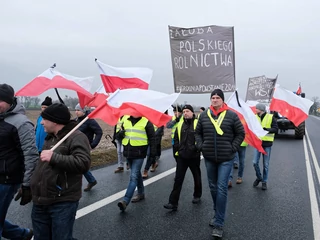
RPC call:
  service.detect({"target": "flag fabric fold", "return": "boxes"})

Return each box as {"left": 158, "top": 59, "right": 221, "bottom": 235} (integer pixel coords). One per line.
{"left": 296, "top": 83, "right": 302, "bottom": 95}
{"left": 95, "top": 60, "right": 153, "bottom": 93}
{"left": 269, "top": 85, "right": 313, "bottom": 126}
{"left": 85, "top": 84, "right": 109, "bottom": 107}
{"left": 16, "top": 68, "right": 94, "bottom": 107}
{"left": 88, "top": 88, "right": 180, "bottom": 127}
{"left": 227, "top": 92, "right": 268, "bottom": 154}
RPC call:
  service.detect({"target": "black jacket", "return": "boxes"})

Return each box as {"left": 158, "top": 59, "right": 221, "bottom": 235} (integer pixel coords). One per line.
{"left": 76, "top": 111, "right": 103, "bottom": 149}
{"left": 174, "top": 118, "right": 200, "bottom": 159}
{"left": 30, "top": 121, "right": 91, "bottom": 205}
{"left": 0, "top": 99, "right": 38, "bottom": 185}
{"left": 116, "top": 116, "right": 156, "bottom": 159}
{"left": 258, "top": 112, "right": 278, "bottom": 147}
{"left": 195, "top": 109, "right": 245, "bottom": 163}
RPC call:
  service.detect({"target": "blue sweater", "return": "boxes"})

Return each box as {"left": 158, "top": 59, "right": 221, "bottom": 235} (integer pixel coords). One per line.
{"left": 35, "top": 116, "right": 47, "bottom": 152}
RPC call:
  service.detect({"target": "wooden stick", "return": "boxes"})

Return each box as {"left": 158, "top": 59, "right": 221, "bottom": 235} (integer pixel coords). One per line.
{"left": 51, "top": 116, "right": 89, "bottom": 151}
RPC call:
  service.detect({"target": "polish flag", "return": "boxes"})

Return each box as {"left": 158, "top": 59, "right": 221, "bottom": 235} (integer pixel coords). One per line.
{"left": 246, "top": 100, "right": 259, "bottom": 114}
{"left": 269, "top": 85, "right": 313, "bottom": 126}
{"left": 227, "top": 92, "right": 268, "bottom": 154}
{"left": 84, "top": 84, "right": 109, "bottom": 107}
{"left": 16, "top": 68, "right": 94, "bottom": 107}
{"left": 96, "top": 59, "right": 152, "bottom": 93}
{"left": 88, "top": 88, "right": 180, "bottom": 127}
{"left": 296, "top": 83, "right": 302, "bottom": 95}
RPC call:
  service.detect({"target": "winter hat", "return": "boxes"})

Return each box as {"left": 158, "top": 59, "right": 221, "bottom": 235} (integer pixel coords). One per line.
{"left": 182, "top": 104, "right": 194, "bottom": 113}
{"left": 172, "top": 105, "right": 182, "bottom": 113}
{"left": 75, "top": 103, "right": 84, "bottom": 112}
{"left": 256, "top": 103, "right": 266, "bottom": 112}
{"left": 41, "top": 96, "right": 52, "bottom": 106}
{"left": 0, "top": 83, "right": 14, "bottom": 104}
{"left": 200, "top": 107, "right": 205, "bottom": 111}
{"left": 210, "top": 89, "right": 224, "bottom": 101}
{"left": 41, "top": 103, "right": 71, "bottom": 125}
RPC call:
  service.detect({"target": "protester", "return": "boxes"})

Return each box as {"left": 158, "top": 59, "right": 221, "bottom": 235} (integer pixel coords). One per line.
{"left": 166, "top": 105, "right": 183, "bottom": 162}
{"left": 117, "top": 115, "right": 156, "bottom": 211}
{"left": 197, "top": 106, "right": 205, "bottom": 118}
{"left": 35, "top": 96, "right": 52, "bottom": 153}
{"left": 195, "top": 89, "right": 245, "bottom": 238}
{"left": 253, "top": 103, "right": 278, "bottom": 190}
{"left": 0, "top": 83, "right": 38, "bottom": 240}
{"left": 74, "top": 103, "right": 102, "bottom": 191}
{"left": 164, "top": 105, "right": 202, "bottom": 211}
{"left": 30, "top": 103, "right": 91, "bottom": 240}
{"left": 113, "top": 116, "right": 128, "bottom": 173}
{"left": 228, "top": 141, "right": 248, "bottom": 187}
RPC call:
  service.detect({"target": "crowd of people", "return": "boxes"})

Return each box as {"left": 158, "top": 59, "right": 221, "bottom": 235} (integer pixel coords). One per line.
{"left": 0, "top": 83, "right": 277, "bottom": 239}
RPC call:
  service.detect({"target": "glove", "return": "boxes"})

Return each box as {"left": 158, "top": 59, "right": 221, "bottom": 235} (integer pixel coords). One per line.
{"left": 14, "top": 186, "right": 32, "bottom": 205}
{"left": 263, "top": 127, "right": 270, "bottom": 131}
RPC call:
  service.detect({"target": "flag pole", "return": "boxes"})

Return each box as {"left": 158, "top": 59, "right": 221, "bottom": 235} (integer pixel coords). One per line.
{"left": 50, "top": 116, "right": 89, "bottom": 151}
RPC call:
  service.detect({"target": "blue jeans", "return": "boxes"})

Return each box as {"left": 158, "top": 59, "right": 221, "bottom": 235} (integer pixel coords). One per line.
{"left": 229, "top": 147, "right": 247, "bottom": 180}
{"left": 83, "top": 171, "right": 96, "bottom": 183}
{"left": 115, "top": 139, "right": 125, "bottom": 167}
{"left": 253, "top": 146, "right": 272, "bottom": 183}
{"left": 0, "top": 183, "right": 30, "bottom": 240}
{"left": 123, "top": 158, "right": 144, "bottom": 204}
{"left": 205, "top": 158, "right": 234, "bottom": 228}
{"left": 32, "top": 201, "right": 79, "bottom": 240}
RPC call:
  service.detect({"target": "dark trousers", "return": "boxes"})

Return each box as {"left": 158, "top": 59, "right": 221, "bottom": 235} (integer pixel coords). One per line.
{"left": 32, "top": 201, "right": 79, "bottom": 240}
{"left": 169, "top": 157, "right": 202, "bottom": 205}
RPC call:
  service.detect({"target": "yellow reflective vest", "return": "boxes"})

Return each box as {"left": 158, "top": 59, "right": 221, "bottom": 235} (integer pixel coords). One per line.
{"left": 256, "top": 113, "right": 275, "bottom": 142}
{"left": 122, "top": 117, "right": 148, "bottom": 146}
{"left": 175, "top": 118, "right": 198, "bottom": 156}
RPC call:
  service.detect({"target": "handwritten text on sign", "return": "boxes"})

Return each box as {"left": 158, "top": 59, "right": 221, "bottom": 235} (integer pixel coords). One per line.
{"left": 245, "top": 76, "right": 277, "bottom": 102}
{"left": 169, "top": 25, "right": 235, "bottom": 94}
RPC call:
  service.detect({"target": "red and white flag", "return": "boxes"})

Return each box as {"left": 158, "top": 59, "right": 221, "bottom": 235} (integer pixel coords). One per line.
{"left": 96, "top": 59, "right": 152, "bottom": 93}
{"left": 269, "top": 84, "right": 313, "bottom": 126}
{"left": 246, "top": 100, "right": 259, "bottom": 114}
{"left": 84, "top": 84, "right": 109, "bottom": 107}
{"left": 88, "top": 88, "right": 180, "bottom": 127}
{"left": 227, "top": 92, "right": 268, "bottom": 154}
{"left": 296, "top": 83, "right": 302, "bottom": 95}
{"left": 16, "top": 68, "right": 94, "bottom": 107}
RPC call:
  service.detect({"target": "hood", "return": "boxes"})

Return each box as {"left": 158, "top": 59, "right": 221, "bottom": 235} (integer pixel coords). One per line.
{"left": 0, "top": 98, "right": 26, "bottom": 120}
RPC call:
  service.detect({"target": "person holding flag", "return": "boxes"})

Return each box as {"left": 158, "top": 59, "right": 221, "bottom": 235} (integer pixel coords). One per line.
{"left": 252, "top": 103, "right": 278, "bottom": 190}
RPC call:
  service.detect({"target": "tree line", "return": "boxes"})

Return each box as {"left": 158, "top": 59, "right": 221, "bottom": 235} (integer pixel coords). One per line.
{"left": 16, "top": 96, "right": 79, "bottom": 110}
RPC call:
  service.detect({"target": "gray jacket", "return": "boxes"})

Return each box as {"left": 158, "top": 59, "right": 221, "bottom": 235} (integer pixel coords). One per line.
{"left": 0, "top": 98, "right": 39, "bottom": 186}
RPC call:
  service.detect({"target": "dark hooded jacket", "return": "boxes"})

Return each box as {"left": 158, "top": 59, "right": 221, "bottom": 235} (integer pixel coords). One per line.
{"left": 30, "top": 121, "right": 91, "bottom": 205}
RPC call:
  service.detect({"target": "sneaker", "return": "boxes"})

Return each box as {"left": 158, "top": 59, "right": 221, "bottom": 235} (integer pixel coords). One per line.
{"left": 211, "top": 226, "right": 223, "bottom": 238}
{"left": 163, "top": 203, "right": 178, "bottom": 211}
{"left": 233, "top": 163, "right": 238, "bottom": 169}
{"left": 253, "top": 179, "right": 261, "bottom": 187}
{"left": 142, "top": 170, "right": 148, "bottom": 179}
{"left": 192, "top": 197, "right": 201, "bottom": 204}
{"left": 262, "top": 182, "right": 267, "bottom": 190}
{"left": 150, "top": 162, "right": 158, "bottom": 172}
{"left": 228, "top": 181, "right": 232, "bottom": 188}
{"left": 131, "top": 194, "right": 145, "bottom": 203}
{"left": 84, "top": 180, "right": 97, "bottom": 192}
{"left": 236, "top": 178, "right": 243, "bottom": 184}
{"left": 114, "top": 167, "right": 124, "bottom": 173}
{"left": 23, "top": 229, "right": 33, "bottom": 240}
{"left": 117, "top": 201, "right": 127, "bottom": 212}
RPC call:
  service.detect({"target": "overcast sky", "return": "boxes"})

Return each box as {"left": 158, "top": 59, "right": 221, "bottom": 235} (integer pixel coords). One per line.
{"left": 1, "top": 0, "right": 319, "bottom": 106}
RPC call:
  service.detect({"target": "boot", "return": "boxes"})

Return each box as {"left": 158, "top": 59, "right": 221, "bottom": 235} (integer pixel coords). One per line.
{"left": 142, "top": 170, "right": 148, "bottom": 179}
{"left": 114, "top": 167, "right": 124, "bottom": 173}
{"left": 84, "top": 181, "right": 97, "bottom": 192}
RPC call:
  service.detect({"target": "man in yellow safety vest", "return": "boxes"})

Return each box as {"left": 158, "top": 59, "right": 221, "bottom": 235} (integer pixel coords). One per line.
{"left": 252, "top": 103, "right": 278, "bottom": 190}
{"left": 166, "top": 105, "right": 182, "bottom": 162}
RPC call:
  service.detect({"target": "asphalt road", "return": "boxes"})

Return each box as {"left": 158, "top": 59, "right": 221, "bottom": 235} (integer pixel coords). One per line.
{"left": 5, "top": 116, "right": 320, "bottom": 240}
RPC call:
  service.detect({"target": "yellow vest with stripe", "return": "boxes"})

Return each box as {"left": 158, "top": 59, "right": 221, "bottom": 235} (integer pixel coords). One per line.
{"left": 175, "top": 119, "right": 198, "bottom": 156}
{"left": 116, "top": 115, "right": 128, "bottom": 133}
{"left": 122, "top": 117, "right": 148, "bottom": 146}
{"left": 171, "top": 116, "right": 181, "bottom": 139}
{"left": 256, "top": 113, "right": 275, "bottom": 142}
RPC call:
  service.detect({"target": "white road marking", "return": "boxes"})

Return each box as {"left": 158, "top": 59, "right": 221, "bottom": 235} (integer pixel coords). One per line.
{"left": 304, "top": 130, "right": 320, "bottom": 240}
{"left": 75, "top": 167, "right": 176, "bottom": 219}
